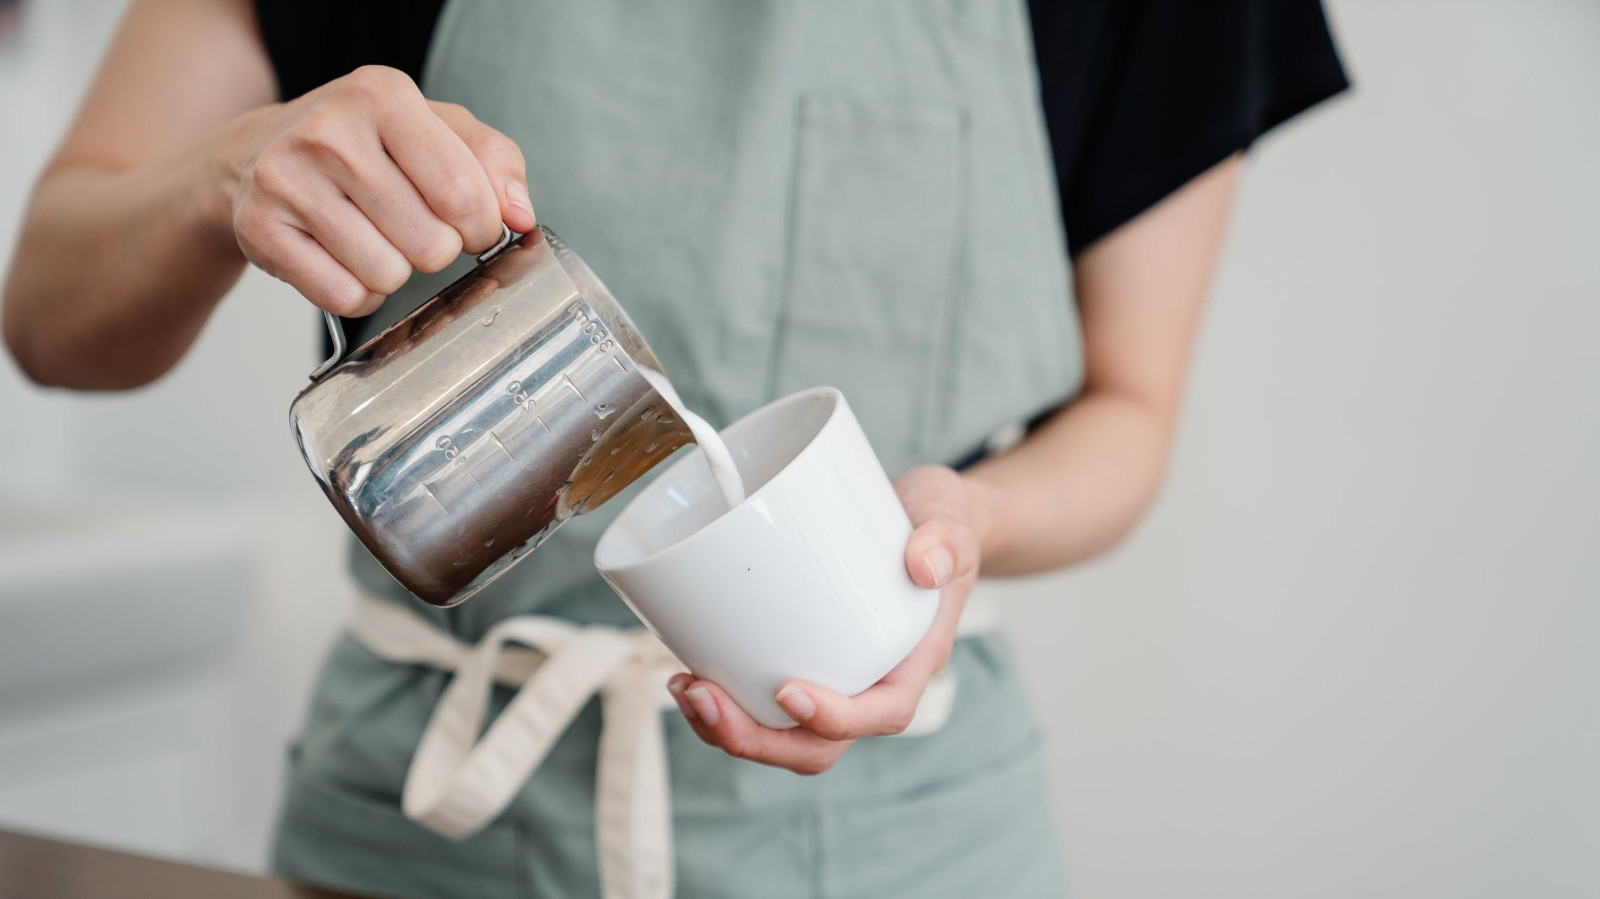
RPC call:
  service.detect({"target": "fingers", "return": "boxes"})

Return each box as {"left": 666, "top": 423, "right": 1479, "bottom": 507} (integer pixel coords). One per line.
{"left": 904, "top": 516, "right": 980, "bottom": 591}
{"left": 894, "top": 464, "right": 972, "bottom": 526}
{"left": 237, "top": 211, "right": 381, "bottom": 317}
{"left": 237, "top": 147, "right": 414, "bottom": 308}
{"left": 326, "top": 149, "right": 464, "bottom": 273}
{"left": 773, "top": 679, "right": 920, "bottom": 740}
{"left": 231, "top": 67, "right": 531, "bottom": 314}
{"left": 666, "top": 675, "right": 852, "bottom": 776}
{"left": 295, "top": 192, "right": 414, "bottom": 296}
{"left": 895, "top": 466, "right": 981, "bottom": 590}
{"left": 362, "top": 72, "right": 503, "bottom": 253}
{"left": 430, "top": 102, "right": 536, "bottom": 234}
{"left": 770, "top": 591, "right": 968, "bottom": 742}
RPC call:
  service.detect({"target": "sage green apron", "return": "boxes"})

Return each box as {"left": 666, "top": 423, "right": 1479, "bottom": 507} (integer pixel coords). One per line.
{"left": 272, "top": 2, "right": 1081, "bottom": 896}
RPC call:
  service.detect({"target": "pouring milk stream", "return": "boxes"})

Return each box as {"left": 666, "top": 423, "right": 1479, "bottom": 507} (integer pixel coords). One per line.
{"left": 639, "top": 366, "right": 746, "bottom": 511}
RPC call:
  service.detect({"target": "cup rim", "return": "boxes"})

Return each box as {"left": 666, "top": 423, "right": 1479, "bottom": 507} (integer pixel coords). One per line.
{"left": 593, "top": 386, "right": 843, "bottom": 573}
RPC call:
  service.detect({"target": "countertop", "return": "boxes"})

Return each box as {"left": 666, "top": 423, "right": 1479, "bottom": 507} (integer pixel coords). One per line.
{"left": 0, "top": 829, "right": 362, "bottom": 898}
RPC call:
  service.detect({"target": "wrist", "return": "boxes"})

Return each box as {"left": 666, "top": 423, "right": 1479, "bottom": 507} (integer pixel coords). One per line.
{"left": 187, "top": 104, "right": 279, "bottom": 254}
{"left": 959, "top": 471, "right": 1008, "bottom": 571}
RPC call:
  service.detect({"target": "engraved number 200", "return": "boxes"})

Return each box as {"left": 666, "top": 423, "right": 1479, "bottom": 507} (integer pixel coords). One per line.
{"left": 507, "top": 380, "right": 533, "bottom": 409}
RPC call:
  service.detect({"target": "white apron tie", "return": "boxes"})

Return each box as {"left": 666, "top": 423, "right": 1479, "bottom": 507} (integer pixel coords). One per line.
{"left": 347, "top": 591, "right": 997, "bottom": 899}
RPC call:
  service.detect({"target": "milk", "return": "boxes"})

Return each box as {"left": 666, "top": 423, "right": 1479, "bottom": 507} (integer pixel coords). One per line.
{"left": 639, "top": 367, "right": 747, "bottom": 510}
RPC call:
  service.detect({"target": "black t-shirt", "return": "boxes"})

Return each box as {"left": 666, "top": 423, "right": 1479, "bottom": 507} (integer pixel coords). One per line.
{"left": 254, "top": 0, "right": 1348, "bottom": 256}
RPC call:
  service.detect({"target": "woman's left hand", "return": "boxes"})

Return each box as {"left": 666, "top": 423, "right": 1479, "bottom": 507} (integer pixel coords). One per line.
{"left": 667, "top": 464, "right": 986, "bottom": 775}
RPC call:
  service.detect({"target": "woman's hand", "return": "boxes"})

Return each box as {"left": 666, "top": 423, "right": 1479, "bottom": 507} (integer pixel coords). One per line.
{"left": 666, "top": 465, "right": 988, "bottom": 775}
{"left": 216, "top": 65, "right": 537, "bottom": 317}
{"left": 4, "top": 1, "right": 542, "bottom": 389}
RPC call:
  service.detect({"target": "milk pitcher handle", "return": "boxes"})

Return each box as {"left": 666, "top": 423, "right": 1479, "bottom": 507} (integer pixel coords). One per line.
{"left": 307, "top": 224, "right": 519, "bottom": 381}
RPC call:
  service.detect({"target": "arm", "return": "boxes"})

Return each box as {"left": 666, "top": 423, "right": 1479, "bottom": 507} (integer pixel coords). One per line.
{"left": 2, "top": 0, "right": 274, "bottom": 388}
{"left": 672, "top": 154, "right": 1242, "bottom": 773}
{"left": 966, "top": 153, "right": 1242, "bottom": 573}
{"left": 2, "top": 0, "right": 535, "bottom": 390}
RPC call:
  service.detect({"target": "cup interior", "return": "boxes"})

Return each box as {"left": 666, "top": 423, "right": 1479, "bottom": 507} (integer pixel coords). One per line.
{"left": 593, "top": 388, "right": 838, "bottom": 569}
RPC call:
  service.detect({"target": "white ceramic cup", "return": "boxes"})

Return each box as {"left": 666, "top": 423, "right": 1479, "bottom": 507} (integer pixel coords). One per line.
{"left": 593, "top": 387, "right": 938, "bottom": 729}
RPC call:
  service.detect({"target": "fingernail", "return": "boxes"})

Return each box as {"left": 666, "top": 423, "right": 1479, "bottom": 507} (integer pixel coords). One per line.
{"left": 506, "top": 180, "right": 532, "bottom": 215}
{"left": 684, "top": 687, "right": 720, "bottom": 726}
{"left": 666, "top": 677, "right": 688, "bottom": 697}
{"left": 923, "top": 545, "right": 954, "bottom": 586}
{"left": 671, "top": 689, "right": 697, "bottom": 720}
{"left": 775, "top": 685, "right": 815, "bottom": 721}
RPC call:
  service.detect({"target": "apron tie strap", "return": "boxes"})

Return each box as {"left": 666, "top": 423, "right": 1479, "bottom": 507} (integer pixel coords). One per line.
{"left": 347, "top": 590, "right": 996, "bottom": 899}
{"left": 597, "top": 656, "right": 680, "bottom": 898}
{"left": 354, "top": 596, "right": 683, "bottom": 899}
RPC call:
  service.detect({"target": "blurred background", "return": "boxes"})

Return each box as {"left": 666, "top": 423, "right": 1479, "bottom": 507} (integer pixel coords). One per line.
{"left": 0, "top": 1, "right": 1596, "bottom": 897}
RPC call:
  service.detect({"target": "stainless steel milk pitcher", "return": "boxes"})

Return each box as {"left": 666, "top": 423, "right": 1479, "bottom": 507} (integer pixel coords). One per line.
{"left": 289, "top": 226, "right": 693, "bottom": 607}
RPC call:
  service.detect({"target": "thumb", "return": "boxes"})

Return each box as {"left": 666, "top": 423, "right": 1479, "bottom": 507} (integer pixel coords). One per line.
{"left": 904, "top": 516, "right": 978, "bottom": 591}
{"left": 430, "top": 102, "right": 537, "bottom": 234}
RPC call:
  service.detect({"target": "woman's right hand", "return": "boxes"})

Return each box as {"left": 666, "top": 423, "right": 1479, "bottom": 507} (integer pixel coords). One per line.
{"left": 215, "top": 65, "right": 537, "bottom": 318}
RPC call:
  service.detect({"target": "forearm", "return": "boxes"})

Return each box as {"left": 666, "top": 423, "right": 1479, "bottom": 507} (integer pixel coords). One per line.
{"left": 965, "top": 385, "right": 1174, "bottom": 575}
{"left": 963, "top": 154, "right": 1241, "bottom": 576}
{"left": 3, "top": 131, "right": 249, "bottom": 389}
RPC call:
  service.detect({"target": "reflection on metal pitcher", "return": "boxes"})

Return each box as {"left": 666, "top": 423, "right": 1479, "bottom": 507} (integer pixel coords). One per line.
{"left": 289, "top": 226, "right": 693, "bottom": 607}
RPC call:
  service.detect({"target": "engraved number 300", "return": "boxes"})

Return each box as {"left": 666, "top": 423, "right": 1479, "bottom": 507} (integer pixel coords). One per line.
{"left": 567, "top": 302, "right": 616, "bottom": 353}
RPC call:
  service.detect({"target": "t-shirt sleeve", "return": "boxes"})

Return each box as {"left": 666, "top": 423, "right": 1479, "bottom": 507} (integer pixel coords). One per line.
{"left": 1029, "top": 0, "right": 1350, "bottom": 255}
{"left": 252, "top": 0, "right": 446, "bottom": 100}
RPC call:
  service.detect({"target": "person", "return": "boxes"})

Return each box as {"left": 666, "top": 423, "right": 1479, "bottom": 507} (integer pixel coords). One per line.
{"left": 1, "top": 0, "right": 1347, "bottom": 896}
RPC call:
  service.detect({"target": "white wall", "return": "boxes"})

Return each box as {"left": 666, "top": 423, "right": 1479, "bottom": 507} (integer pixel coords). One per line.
{"left": 0, "top": 0, "right": 354, "bottom": 869}
{"left": 0, "top": 1, "right": 1595, "bottom": 895}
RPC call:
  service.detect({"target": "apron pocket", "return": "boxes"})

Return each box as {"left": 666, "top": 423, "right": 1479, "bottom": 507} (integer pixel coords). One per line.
{"left": 767, "top": 94, "right": 970, "bottom": 471}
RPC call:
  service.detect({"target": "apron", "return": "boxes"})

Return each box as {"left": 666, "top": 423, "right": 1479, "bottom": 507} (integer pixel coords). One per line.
{"left": 273, "top": 2, "right": 1081, "bottom": 896}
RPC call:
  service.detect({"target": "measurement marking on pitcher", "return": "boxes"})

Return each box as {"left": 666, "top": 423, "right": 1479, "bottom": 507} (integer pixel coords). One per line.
{"left": 507, "top": 380, "right": 534, "bottom": 412}
{"left": 488, "top": 431, "right": 516, "bottom": 461}
{"left": 536, "top": 416, "right": 551, "bottom": 433}
{"left": 436, "top": 434, "right": 483, "bottom": 487}
{"left": 612, "top": 355, "right": 628, "bottom": 373}
{"left": 563, "top": 373, "right": 587, "bottom": 401}
{"left": 422, "top": 482, "right": 448, "bottom": 512}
